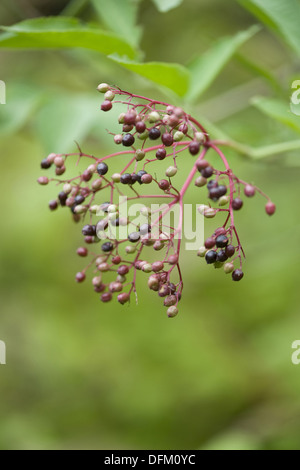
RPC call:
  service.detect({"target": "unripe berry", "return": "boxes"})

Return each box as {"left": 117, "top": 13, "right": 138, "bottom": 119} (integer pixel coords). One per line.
{"left": 77, "top": 247, "right": 88, "bottom": 257}
{"left": 174, "top": 131, "right": 184, "bottom": 142}
{"left": 265, "top": 201, "right": 276, "bottom": 216}
{"left": 196, "top": 160, "right": 209, "bottom": 171}
{"left": 142, "top": 263, "right": 152, "bottom": 273}
{"left": 195, "top": 132, "right": 206, "bottom": 143}
{"left": 148, "top": 275, "right": 159, "bottom": 291}
{"left": 111, "top": 173, "right": 121, "bottom": 183}
{"left": 148, "top": 111, "right": 160, "bottom": 123}
{"left": 98, "top": 263, "right": 109, "bottom": 272}
{"left": 165, "top": 166, "right": 177, "bottom": 177}
{"left": 109, "top": 281, "right": 122, "bottom": 293}
{"left": 101, "top": 100, "right": 112, "bottom": 112}
{"left": 118, "top": 113, "right": 125, "bottom": 124}
{"left": 178, "top": 123, "right": 188, "bottom": 134}
{"left": 114, "top": 134, "right": 123, "bottom": 145}
{"left": 232, "top": 198, "right": 243, "bottom": 211}
{"left": 63, "top": 183, "right": 72, "bottom": 194}
{"left": 92, "top": 179, "right": 103, "bottom": 190}
{"left": 137, "top": 130, "right": 149, "bottom": 140}
{"left": 75, "top": 272, "right": 86, "bottom": 283}
{"left": 224, "top": 262, "right": 234, "bottom": 274}
{"left": 117, "top": 274, "right": 126, "bottom": 283}
{"left": 123, "top": 124, "right": 134, "bottom": 133}
{"left": 117, "top": 265, "right": 129, "bottom": 275}
{"left": 232, "top": 269, "right": 244, "bottom": 281}
{"left": 125, "top": 245, "right": 136, "bottom": 254}
{"left": 153, "top": 241, "right": 164, "bottom": 251}
{"left": 195, "top": 176, "right": 207, "bottom": 187}
{"left": 97, "top": 83, "right": 110, "bottom": 93}
{"left": 244, "top": 184, "right": 256, "bottom": 197}
{"left": 74, "top": 205, "right": 87, "bottom": 214}
{"left": 104, "top": 90, "right": 115, "bottom": 101}
{"left": 152, "top": 261, "right": 164, "bottom": 272}
{"left": 101, "top": 292, "right": 112, "bottom": 303}
{"left": 92, "top": 276, "right": 103, "bottom": 287}
{"left": 49, "top": 200, "right": 58, "bottom": 211}
{"left": 135, "top": 149, "right": 146, "bottom": 161}
{"left": 54, "top": 156, "right": 64, "bottom": 167}
{"left": 204, "top": 208, "right": 216, "bottom": 219}
{"left": 141, "top": 174, "right": 152, "bottom": 184}
{"left": 219, "top": 196, "right": 229, "bottom": 206}
{"left": 46, "top": 153, "right": 57, "bottom": 164}
{"left": 158, "top": 179, "right": 170, "bottom": 191}
{"left": 55, "top": 166, "right": 66, "bottom": 176}
{"left": 117, "top": 293, "right": 130, "bottom": 305}
{"left": 167, "top": 254, "right": 178, "bottom": 265}
{"left": 128, "top": 232, "right": 140, "bottom": 243}
{"left": 37, "top": 176, "right": 49, "bottom": 185}
{"left": 197, "top": 246, "right": 207, "bottom": 257}
{"left": 164, "top": 295, "right": 177, "bottom": 307}
{"left": 167, "top": 306, "right": 178, "bottom": 318}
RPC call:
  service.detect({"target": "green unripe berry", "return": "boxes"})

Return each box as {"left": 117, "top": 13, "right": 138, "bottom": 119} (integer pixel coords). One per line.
{"left": 112, "top": 173, "right": 121, "bottom": 183}
{"left": 142, "top": 263, "right": 152, "bottom": 273}
{"left": 173, "top": 131, "right": 184, "bottom": 142}
{"left": 135, "top": 149, "right": 146, "bottom": 161}
{"left": 118, "top": 113, "right": 125, "bottom": 124}
{"left": 74, "top": 205, "right": 87, "bottom": 214}
{"left": 204, "top": 208, "right": 216, "bottom": 219}
{"left": 125, "top": 245, "right": 136, "bottom": 254}
{"left": 165, "top": 166, "right": 177, "bottom": 177}
{"left": 138, "top": 130, "right": 149, "bottom": 140}
{"left": 167, "top": 306, "right": 178, "bottom": 318}
{"left": 90, "top": 205, "right": 100, "bottom": 214}
{"left": 224, "top": 262, "right": 235, "bottom": 274}
{"left": 97, "top": 83, "right": 110, "bottom": 93}
{"left": 148, "top": 111, "right": 160, "bottom": 123}
{"left": 195, "top": 176, "right": 207, "bottom": 187}
{"left": 104, "top": 90, "right": 115, "bottom": 101}
{"left": 63, "top": 183, "right": 72, "bottom": 194}
{"left": 219, "top": 196, "right": 230, "bottom": 206}
{"left": 107, "top": 204, "right": 118, "bottom": 213}
{"left": 197, "top": 246, "right": 207, "bottom": 257}
{"left": 195, "top": 132, "right": 206, "bottom": 143}
{"left": 214, "top": 261, "right": 224, "bottom": 269}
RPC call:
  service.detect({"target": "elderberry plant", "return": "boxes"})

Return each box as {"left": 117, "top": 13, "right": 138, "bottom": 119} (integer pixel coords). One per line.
{"left": 37, "top": 84, "right": 276, "bottom": 318}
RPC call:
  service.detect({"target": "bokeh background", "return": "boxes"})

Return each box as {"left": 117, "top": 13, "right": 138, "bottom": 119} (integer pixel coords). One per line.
{"left": 0, "top": 0, "right": 300, "bottom": 450}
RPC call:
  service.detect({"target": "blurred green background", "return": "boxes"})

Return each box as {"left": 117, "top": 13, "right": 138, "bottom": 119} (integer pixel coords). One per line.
{"left": 0, "top": 0, "right": 300, "bottom": 450}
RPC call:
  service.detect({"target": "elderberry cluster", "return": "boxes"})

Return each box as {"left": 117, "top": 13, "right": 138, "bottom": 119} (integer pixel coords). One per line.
{"left": 37, "top": 84, "right": 276, "bottom": 317}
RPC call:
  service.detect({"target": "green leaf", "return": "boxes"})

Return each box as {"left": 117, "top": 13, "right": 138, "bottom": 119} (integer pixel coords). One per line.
{"left": 238, "top": 0, "right": 300, "bottom": 55}
{"left": 185, "top": 25, "right": 260, "bottom": 102}
{"left": 0, "top": 17, "right": 136, "bottom": 59}
{"left": 109, "top": 55, "right": 190, "bottom": 96}
{"left": 252, "top": 96, "right": 300, "bottom": 134}
{"left": 151, "top": 0, "right": 183, "bottom": 12}
{"left": 91, "top": 0, "right": 142, "bottom": 47}
{"left": 0, "top": 83, "right": 42, "bottom": 137}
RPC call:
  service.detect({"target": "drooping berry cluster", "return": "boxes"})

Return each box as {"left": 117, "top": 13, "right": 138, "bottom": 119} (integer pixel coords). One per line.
{"left": 37, "top": 84, "right": 275, "bottom": 318}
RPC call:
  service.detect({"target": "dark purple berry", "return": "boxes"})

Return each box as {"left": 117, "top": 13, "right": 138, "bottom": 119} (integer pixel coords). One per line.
{"left": 215, "top": 235, "right": 229, "bottom": 248}
{"left": 97, "top": 162, "right": 108, "bottom": 176}
{"left": 58, "top": 191, "right": 68, "bottom": 206}
{"left": 216, "top": 250, "right": 228, "bottom": 262}
{"left": 130, "top": 173, "right": 138, "bottom": 185}
{"left": 136, "top": 170, "right": 147, "bottom": 184}
{"left": 225, "top": 245, "right": 235, "bottom": 257}
{"left": 189, "top": 142, "right": 200, "bottom": 156}
{"left": 232, "top": 269, "right": 244, "bottom": 281}
{"left": 232, "top": 198, "right": 243, "bottom": 210}
{"left": 149, "top": 127, "right": 161, "bottom": 140}
{"left": 156, "top": 148, "right": 166, "bottom": 160}
{"left": 41, "top": 158, "right": 51, "bottom": 169}
{"left": 74, "top": 194, "right": 85, "bottom": 205}
{"left": 102, "top": 242, "right": 114, "bottom": 252}
{"left": 196, "top": 160, "right": 209, "bottom": 171}
{"left": 124, "top": 111, "right": 137, "bottom": 125}
{"left": 82, "top": 224, "right": 96, "bottom": 236}
{"left": 205, "top": 237, "right": 216, "bottom": 249}
{"left": 205, "top": 250, "right": 217, "bottom": 264}
{"left": 120, "top": 173, "right": 132, "bottom": 185}
{"left": 201, "top": 167, "right": 214, "bottom": 178}
{"left": 122, "top": 133, "right": 135, "bottom": 147}
{"left": 140, "top": 223, "right": 151, "bottom": 235}
{"left": 49, "top": 200, "right": 58, "bottom": 211}
{"left": 128, "top": 232, "right": 140, "bottom": 243}
{"left": 135, "top": 121, "right": 146, "bottom": 133}
{"left": 162, "top": 133, "right": 174, "bottom": 147}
